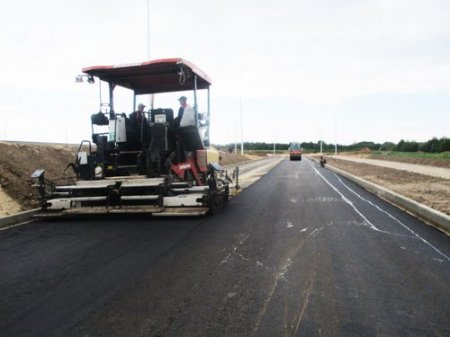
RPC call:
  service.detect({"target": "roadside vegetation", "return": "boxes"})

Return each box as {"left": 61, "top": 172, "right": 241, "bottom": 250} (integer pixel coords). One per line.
{"left": 370, "top": 151, "right": 450, "bottom": 160}
{"left": 366, "top": 151, "right": 450, "bottom": 169}
{"left": 217, "top": 136, "right": 450, "bottom": 155}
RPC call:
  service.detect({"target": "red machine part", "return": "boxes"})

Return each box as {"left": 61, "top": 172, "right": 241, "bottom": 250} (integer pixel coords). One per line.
{"left": 171, "top": 150, "right": 208, "bottom": 186}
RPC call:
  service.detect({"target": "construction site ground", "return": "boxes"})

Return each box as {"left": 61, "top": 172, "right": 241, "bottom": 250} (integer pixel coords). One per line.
{"left": 0, "top": 141, "right": 449, "bottom": 217}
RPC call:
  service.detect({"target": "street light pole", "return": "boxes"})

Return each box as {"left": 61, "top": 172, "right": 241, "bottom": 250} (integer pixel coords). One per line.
{"left": 240, "top": 95, "right": 244, "bottom": 155}
{"left": 147, "top": 0, "right": 151, "bottom": 59}
{"left": 234, "top": 120, "right": 237, "bottom": 154}
{"left": 320, "top": 128, "right": 323, "bottom": 154}
{"left": 147, "top": 0, "right": 154, "bottom": 109}
{"left": 334, "top": 117, "right": 338, "bottom": 156}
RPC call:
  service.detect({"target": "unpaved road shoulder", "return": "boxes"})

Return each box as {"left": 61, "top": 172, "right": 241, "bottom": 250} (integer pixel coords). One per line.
{"left": 0, "top": 186, "right": 22, "bottom": 216}
{"left": 332, "top": 155, "right": 450, "bottom": 179}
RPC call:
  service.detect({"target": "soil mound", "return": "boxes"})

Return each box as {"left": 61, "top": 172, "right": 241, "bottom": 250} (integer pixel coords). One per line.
{"left": 0, "top": 142, "right": 76, "bottom": 211}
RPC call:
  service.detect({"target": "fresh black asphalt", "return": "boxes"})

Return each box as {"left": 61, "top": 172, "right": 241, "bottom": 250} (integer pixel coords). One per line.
{"left": 0, "top": 158, "right": 449, "bottom": 337}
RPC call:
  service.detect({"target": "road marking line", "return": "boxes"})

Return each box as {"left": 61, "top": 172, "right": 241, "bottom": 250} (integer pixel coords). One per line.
{"left": 333, "top": 174, "right": 450, "bottom": 263}
{"left": 310, "top": 161, "right": 416, "bottom": 237}
{"left": 310, "top": 163, "right": 380, "bottom": 232}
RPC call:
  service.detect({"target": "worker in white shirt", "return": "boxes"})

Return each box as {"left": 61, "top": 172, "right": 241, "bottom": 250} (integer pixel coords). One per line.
{"left": 175, "top": 96, "right": 196, "bottom": 127}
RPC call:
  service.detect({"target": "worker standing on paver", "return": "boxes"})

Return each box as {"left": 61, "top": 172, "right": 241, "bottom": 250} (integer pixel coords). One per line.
{"left": 176, "top": 96, "right": 195, "bottom": 127}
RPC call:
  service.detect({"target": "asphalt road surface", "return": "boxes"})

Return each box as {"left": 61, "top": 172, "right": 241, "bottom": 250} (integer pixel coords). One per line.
{"left": 1, "top": 158, "right": 449, "bottom": 337}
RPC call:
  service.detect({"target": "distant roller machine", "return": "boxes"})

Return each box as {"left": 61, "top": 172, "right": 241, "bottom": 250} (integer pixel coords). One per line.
{"left": 289, "top": 142, "right": 303, "bottom": 161}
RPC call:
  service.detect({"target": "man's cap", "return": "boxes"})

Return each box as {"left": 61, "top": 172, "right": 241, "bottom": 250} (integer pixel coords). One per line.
{"left": 138, "top": 103, "right": 146, "bottom": 108}
{"left": 178, "top": 96, "right": 187, "bottom": 101}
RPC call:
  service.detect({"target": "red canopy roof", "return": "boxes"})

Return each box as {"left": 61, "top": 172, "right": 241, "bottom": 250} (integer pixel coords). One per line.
{"left": 82, "top": 58, "right": 211, "bottom": 94}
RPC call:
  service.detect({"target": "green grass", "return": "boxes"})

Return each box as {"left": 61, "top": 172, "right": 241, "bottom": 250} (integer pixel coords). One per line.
{"left": 370, "top": 151, "right": 450, "bottom": 160}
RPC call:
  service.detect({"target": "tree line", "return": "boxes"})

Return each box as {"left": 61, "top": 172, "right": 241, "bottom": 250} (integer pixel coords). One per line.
{"left": 217, "top": 137, "right": 450, "bottom": 153}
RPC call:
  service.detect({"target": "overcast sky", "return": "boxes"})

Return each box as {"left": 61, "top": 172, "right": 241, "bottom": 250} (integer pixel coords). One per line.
{"left": 1, "top": 0, "right": 449, "bottom": 145}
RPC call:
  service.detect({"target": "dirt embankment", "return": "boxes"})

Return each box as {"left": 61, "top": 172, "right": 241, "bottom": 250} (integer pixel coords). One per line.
{"left": 0, "top": 142, "right": 76, "bottom": 213}
{"left": 219, "top": 151, "right": 268, "bottom": 166}
{"left": 335, "top": 150, "right": 450, "bottom": 169}
{"left": 219, "top": 151, "right": 252, "bottom": 166}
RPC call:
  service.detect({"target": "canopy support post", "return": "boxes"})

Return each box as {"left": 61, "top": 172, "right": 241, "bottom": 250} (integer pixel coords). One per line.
{"left": 193, "top": 75, "right": 198, "bottom": 126}
{"left": 108, "top": 83, "right": 116, "bottom": 113}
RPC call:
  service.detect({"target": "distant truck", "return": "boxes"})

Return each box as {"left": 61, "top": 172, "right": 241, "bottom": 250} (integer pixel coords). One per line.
{"left": 289, "top": 142, "right": 302, "bottom": 161}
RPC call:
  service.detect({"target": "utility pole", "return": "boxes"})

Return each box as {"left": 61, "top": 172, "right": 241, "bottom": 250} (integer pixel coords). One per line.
{"left": 147, "top": 0, "right": 151, "bottom": 59}
{"left": 334, "top": 117, "right": 338, "bottom": 156}
{"left": 147, "top": 0, "right": 154, "bottom": 109}
{"left": 234, "top": 120, "right": 237, "bottom": 154}
{"left": 240, "top": 96, "right": 244, "bottom": 155}
{"left": 320, "top": 128, "right": 323, "bottom": 154}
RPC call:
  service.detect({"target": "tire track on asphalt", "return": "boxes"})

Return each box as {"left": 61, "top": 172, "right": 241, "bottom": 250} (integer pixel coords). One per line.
{"left": 291, "top": 271, "right": 316, "bottom": 337}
